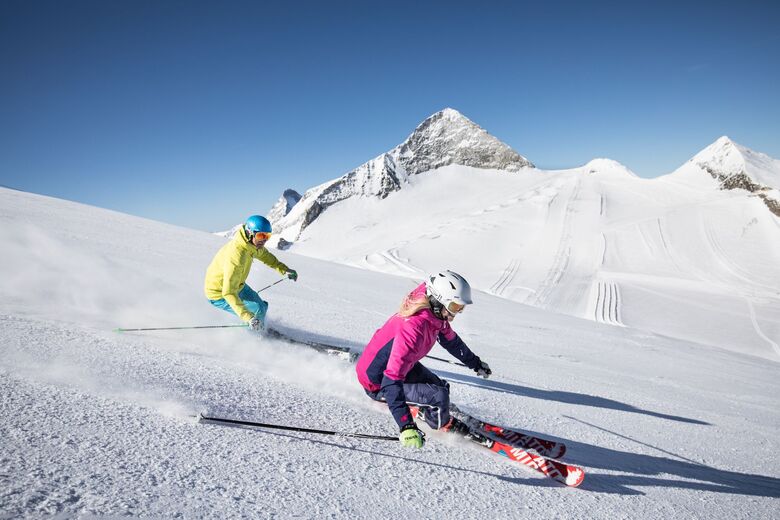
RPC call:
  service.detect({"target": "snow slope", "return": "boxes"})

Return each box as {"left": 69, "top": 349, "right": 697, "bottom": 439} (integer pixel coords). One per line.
{"left": 283, "top": 157, "right": 780, "bottom": 362}
{"left": 1, "top": 187, "right": 779, "bottom": 518}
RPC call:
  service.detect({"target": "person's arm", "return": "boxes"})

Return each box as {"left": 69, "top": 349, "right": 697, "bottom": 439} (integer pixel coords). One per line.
{"left": 380, "top": 324, "right": 423, "bottom": 430}
{"left": 256, "top": 248, "right": 291, "bottom": 277}
{"left": 438, "top": 327, "right": 491, "bottom": 378}
{"left": 222, "top": 257, "right": 254, "bottom": 322}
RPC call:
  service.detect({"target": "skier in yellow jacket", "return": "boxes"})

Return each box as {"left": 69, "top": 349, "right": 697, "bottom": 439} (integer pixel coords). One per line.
{"left": 204, "top": 215, "right": 298, "bottom": 331}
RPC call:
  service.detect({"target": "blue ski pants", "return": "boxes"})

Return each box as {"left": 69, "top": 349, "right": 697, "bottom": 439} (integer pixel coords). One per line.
{"left": 208, "top": 284, "right": 269, "bottom": 324}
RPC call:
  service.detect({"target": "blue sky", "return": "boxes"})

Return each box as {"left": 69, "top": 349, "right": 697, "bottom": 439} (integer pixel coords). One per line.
{"left": 1, "top": 1, "right": 778, "bottom": 231}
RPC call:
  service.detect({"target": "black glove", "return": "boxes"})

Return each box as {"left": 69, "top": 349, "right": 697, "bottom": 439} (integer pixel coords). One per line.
{"left": 286, "top": 269, "right": 298, "bottom": 281}
{"left": 475, "top": 360, "right": 492, "bottom": 379}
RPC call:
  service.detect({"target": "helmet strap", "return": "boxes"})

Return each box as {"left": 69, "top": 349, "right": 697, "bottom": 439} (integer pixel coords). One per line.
{"left": 428, "top": 296, "right": 445, "bottom": 320}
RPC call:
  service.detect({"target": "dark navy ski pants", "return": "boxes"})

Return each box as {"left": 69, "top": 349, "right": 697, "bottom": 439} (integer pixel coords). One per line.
{"left": 367, "top": 362, "right": 451, "bottom": 430}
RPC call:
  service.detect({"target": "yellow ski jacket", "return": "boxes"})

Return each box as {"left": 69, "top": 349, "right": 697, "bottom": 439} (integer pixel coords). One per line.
{"left": 204, "top": 228, "right": 289, "bottom": 322}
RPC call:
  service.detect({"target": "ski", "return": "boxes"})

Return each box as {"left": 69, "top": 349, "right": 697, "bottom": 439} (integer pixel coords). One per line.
{"left": 484, "top": 437, "right": 584, "bottom": 487}
{"left": 480, "top": 423, "right": 567, "bottom": 459}
{"left": 452, "top": 409, "right": 567, "bottom": 459}
{"left": 264, "top": 327, "right": 359, "bottom": 362}
{"left": 410, "top": 407, "right": 583, "bottom": 487}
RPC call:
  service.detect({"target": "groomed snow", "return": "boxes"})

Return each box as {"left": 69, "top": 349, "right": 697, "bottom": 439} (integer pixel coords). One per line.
{"left": 1, "top": 187, "right": 779, "bottom": 518}
{"left": 284, "top": 163, "right": 780, "bottom": 362}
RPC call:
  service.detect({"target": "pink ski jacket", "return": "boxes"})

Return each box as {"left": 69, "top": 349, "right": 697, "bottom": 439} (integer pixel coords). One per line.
{"left": 355, "top": 284, "right": 481, "bottom": 428}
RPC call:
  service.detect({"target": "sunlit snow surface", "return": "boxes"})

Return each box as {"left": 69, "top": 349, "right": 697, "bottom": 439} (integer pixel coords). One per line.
{"left": 287, "top": 162, "right": 780, "bottom": 361}
{"left": 1, "top": 187, "right": 779, "bottom": 518}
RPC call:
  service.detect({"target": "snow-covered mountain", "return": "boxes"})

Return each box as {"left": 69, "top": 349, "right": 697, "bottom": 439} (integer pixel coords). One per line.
{"left": 267, "top": 188, "right": 303, "bottom": 222}
{"left": 665, "top": 136, "right": 780, "bottom": 216}
{"left": 265, "top": 131, "right": 780, "bottom": 361}
{"left": 1, "top": 186, "right": 779, "bottom": 518}
{"left": 270, "top": 108, "right": 533, "bottom": 242}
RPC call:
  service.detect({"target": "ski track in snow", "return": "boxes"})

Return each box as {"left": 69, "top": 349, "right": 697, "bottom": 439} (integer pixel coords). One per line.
{"left": 533, "top": 177, "right": 580, "bottom": 308}
{"left": 364, "top": 246, "right": 420, "bottom": 275}
{"left": 490, "top": 257, "right": 522, "bottom": 296}
{"left": 745, "top": 298, "right": 780, "bottom": 357}
{"left": 593, "top": 281, "right": 623, "bottom": 326}
{"left": 703, "top": 217, "right": 776, "bottom": 295}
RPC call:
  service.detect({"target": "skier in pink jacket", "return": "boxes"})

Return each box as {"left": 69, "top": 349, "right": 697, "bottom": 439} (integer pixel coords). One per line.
{"left": 355, "top": 271, "right": 492, "bottom": 448}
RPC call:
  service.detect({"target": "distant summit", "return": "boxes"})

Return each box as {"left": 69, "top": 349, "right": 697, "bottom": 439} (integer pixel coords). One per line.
{"left": 678, "top": 136, "right": 780, "bottom": 216}
{"left": 268, "top": 108, "right": 533, "bottom": 243}
{"left": 583, "top": 158, "right": 638, "bottom": 178}
{"left": 392, "top": 108, "right": 533, "bottom": 175}
{"left": 268, "top": 189, "right": 302, "bottom": 222}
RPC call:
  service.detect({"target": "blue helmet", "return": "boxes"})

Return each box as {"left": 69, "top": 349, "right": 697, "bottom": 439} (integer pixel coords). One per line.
{"left": 244, "top": 215, "right": 272, "bottom": 235}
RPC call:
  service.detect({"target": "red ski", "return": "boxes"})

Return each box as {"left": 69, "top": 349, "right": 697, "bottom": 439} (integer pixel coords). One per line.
{"left": 410, "top": 407, "right": 584, "bottom": 487}
{"left": 478, "top": 423, "right": 566, "bottom": 459}
{"left": 449, "top": 405, "right": 567, "bottom": 459}
{"left": 486, "top": 438, "right": 584, "bottom": 487}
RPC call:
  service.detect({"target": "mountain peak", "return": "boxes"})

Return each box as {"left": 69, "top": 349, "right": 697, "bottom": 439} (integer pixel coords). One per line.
{"left": 268, "top": 189, "right": 303, "bottom": 224}
{"left": 583, "top": 158, "right": 638, "bottom": 178}
{"left": 267, "top": 109, "right": 534, "bottom": 244}
{"left": 436, "top": 107, "right": 469, "bottom": 121}
{"left": 409, "top": 107, "right": 483, "bottom": 140}
{"left": 679, "top": 136, "right": 780, "bottom": 216}
{"left": 691, "top": 136, "right": 745, "bottom": 173}
{"left": 395, "top": 109, "right": 534, "bottom": 175}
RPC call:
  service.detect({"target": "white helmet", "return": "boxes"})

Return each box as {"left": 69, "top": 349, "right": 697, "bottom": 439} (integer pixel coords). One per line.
{"left": 426, "top": 270, "right": 473, "bottom": 314}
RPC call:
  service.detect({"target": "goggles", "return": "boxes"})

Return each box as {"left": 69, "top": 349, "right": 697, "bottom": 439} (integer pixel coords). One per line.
{"left": 252, "top": 231, "right": 272, "bottom": 241}
{"left": 445, "top": 301, "right": 466, "bottom": 314}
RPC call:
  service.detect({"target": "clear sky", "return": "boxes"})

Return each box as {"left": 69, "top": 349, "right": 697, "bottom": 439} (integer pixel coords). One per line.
{"left": 1, "top": 0, "right": 778, "bottom": 231}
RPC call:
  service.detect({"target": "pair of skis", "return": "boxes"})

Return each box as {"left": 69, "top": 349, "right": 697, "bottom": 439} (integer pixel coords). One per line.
{"left": 200, "top": 407, "right": 584, "bottom": 488}
{"left": 410, "top": 406, "right": 584, "bottom": 487}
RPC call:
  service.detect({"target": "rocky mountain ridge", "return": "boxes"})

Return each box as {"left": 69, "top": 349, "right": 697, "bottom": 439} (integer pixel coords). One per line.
{"left": 252, "top": 115, "right": 779, "bottom": 244}
{"left": 267, "top": 108, "right": 533, "bottom": 245}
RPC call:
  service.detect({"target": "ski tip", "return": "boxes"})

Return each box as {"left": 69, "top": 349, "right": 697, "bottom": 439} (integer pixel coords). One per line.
{"left": 565, "top": 467, "right": 585, "bottom": 487}
{"left": 113, "top": 328, "right": 124, "bottom": 333}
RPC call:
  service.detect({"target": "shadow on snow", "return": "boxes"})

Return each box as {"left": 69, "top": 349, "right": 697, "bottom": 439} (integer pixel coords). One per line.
{"left": 437, "top": 369, "right": 710, "bottom": 425}
{"left": 434, "top": 370, "right": 779, "bottom": 497}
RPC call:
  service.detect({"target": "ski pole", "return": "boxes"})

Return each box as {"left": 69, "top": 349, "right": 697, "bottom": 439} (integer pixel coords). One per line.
{"left": 198, "top": 413, "right": 398, "bottom": 441}
{"left": 114, "top": 324, "right": 248, "bottom": 333}
{"left": 257, "top": 278, "right": 286, "bottom": 293}
{"left": 115, "top": 280, "right": 286, "bottom": 333}
{"left": 425, "top": 354, "right": 467, "bottom": 367}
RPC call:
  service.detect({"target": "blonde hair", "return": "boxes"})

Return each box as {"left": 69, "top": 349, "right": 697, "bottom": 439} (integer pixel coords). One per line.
{"left": 398, "top": 291, "right": 431, "bottom": 317}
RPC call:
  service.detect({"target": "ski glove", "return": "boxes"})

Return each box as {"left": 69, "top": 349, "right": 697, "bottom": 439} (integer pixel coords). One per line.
{"left": 399, "top": 424, "right": 425, "bottom": 448}
{"left": 286, "top": 269, "right": 298, "bottom": 282}
{"left": 248, "top": 317, "right": 264, "bottom": 331}
{"left": 475, "top": 360, "right": 492, "bottom": 379}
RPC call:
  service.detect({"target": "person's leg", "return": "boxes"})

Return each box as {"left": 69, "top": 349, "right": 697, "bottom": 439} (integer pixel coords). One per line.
{"left": 238, "top": 285, "right": 269, "bottom": 325}
{"left": 399, "top": 363, "right": 451, "bottom": 430}
{"left": 207, "top": 286, "right": 269, "bottom": 323}
{"left": 208, "top": 298, "right": 236, "bottom": 315}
